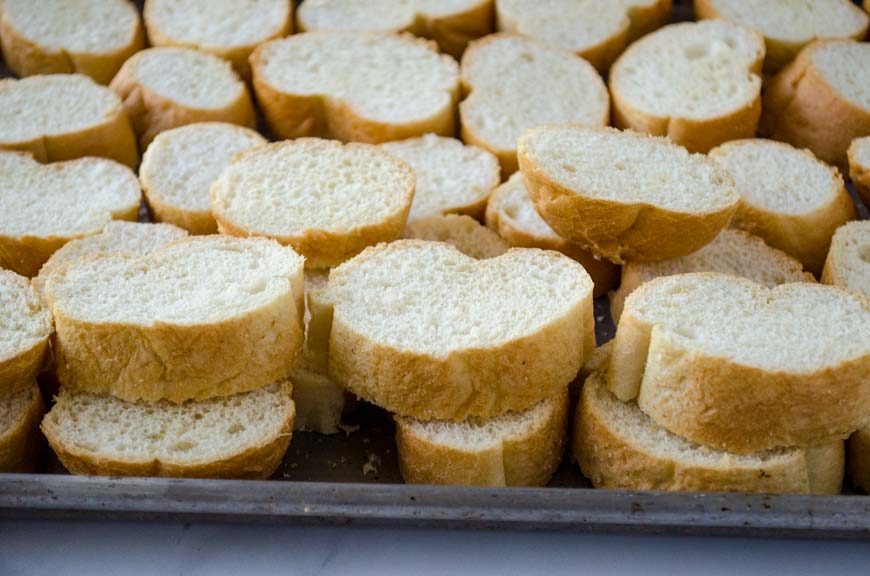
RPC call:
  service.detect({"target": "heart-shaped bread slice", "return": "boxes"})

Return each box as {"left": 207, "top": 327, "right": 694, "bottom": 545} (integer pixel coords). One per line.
{"left": 610, "top": 272, "right": 870, "bottom": 453}
{"left": 0, "top": 270, "right": 52, "bottom": 396}
{"left": 43, "top": 235, "right": 306, "bottom": 403}
{"left": 310, "top": 240, "right": 595, "bottom": 420}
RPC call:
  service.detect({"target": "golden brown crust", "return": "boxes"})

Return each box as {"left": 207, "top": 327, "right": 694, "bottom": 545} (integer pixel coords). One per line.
{"left": 848, "top": 140, "right": 870, "bottom": 208}
{"left": 0, "top": 383, "right": 45, "bottom": 473}
{"left": 142, "top": 196, "right": 217, "bottom": 236}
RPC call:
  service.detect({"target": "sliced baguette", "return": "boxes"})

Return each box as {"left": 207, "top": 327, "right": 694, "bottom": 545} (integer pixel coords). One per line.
{"left": 310, "top": 240, "right": 594, "bottom": 421}
{"left": 396, "top": 389, "right": 568, "bottom": 486}
{"left": 575, "top": 368, "right": 844, "bottom": 494}
{"left": 42, "top": 381, "right": 294, "bottom": 479}
{"left": 495, "top": 0, "right": 672, "bottom": 73}
{"left": 0, "top": 382, "right": 45, "bottom": 473}
{"left": 762, "top": 40, "right": 870, "bottom": 169}
{"left": 517, "top": 125, "right": 739, "bottom": 263}
{"left": 609, "top": 273, "right": 870, "bottom": 453}
{"left": 848, "top": 136, "right": 870, "bottom": 208}
{"left": 695, "top": 0, "right": 868, "bottom": 73}
{"left": 0, "top": 74, "right": 137, "bottom": 167}
{"left": 143, "top": 0, "right": 293, "bottom": 80}
{"left": 0, "top": 0, "right": 144, "bottom": 85}
{"left": 296, "top": 0, "right": 493, "bottom": 58}
{"left": 610, "top": 20, "right": 764, "bottom": 153}
{"left": 251, "top": 32, "right": 459, "bottom": 143}
{"left": 611, "top": 229, "right": 814, "bottom": 321}
{"left": 403, "top": 214, "right": 509, "bottom": 260}
{"left": 0, "top": 151, "right": 142, "bottom": 277}
{"left": 485, "top": 172, "right": 620, "bottom": 297}
{"left": 140, "top": 123, "right": 267, "bottom": 235}
{"left": 110, "top": 47, "right": 255, "bottom": 149}
{"left": 710, "top": 138, "right": 856, "bottom": 275}
{"left": 460, "top": 34, "right": 609, "bottom": 175}
{"left": 0, "top": 271, "right": 52, "bottom": 396}
{"left": 381, "top": 134, "right": 499, "bottom": 223}
{"left": 211, "top": 139, "right": 415, "bottom": 269}
{"left": 822, "top": 220, "right": 870, "bottom": 300}
{"left": 43, "top": 235, "right": 305, "bottom": 404}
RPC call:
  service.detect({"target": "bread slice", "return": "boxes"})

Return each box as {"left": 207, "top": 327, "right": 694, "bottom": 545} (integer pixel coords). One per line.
{"left": 0, "top": 383, "right": 45, "bottom": 473}
{"left": 403, "top": 214, "right": 509, "bottom": 260}
{"left": 381, "top": 134, "right": 499, "bottom": 223}
{"left": 610, "top": 20, "right": 765, "bottom": 153}
{"left": 848, "top": 136, "right": 870, "bottom": 208}
{"left": 611, "top": 229, "right": 814, "bottom": 321}
{"left": 296, "top": 0, "right": 493, "bottom": 58}
{"left": 396, "top": 389, "right": 568, "bottom": 486}
{"left": 0, "top": 151, "right": 142, "bottom": 277}
{"left": 460, "top": 34, "right": 609, "bottom": 175}
{"left": 496, "top": 0, "right": 671, "bottom": 73}
{"left": 211, "top": 139, "right": 415, "bottom": 269}
{"left": 710, "top": 139, "right": 856, "bottom": 275}
{"left": 0, "top": 74, "right": 137, "bottom": 168}
{"left": 0, "top": 271, "right": 52, "bottom": 396}
{"left": 517, "top": 125, "right": 739, "bottom": 263}
{"left": 762, "top": 40, "right": 870, "bottom": 169}
{"left": 0, "top": 0, "right": 145, "bottom": 85}
{"left": 42, "top": 381, "right": 294, "bottom": 479}
{"left": 695, "top": 0, "right": 868, "bottom": 74}
{"left": 43, "top": 235, "right": 306, "bottom": 404}
{"left": 822, "top": 221, "right": 870, "bottom": 300}
{"left": 609, "top": 273, "right": 870, "bottom": 453}
{"left": 310, "top": 240, "right": 594, "bottom": 421}
{"left": 143, "top": 0, "right": 293, "bottom": 80}
{"left": 251, "top": 32, "right": 459, "bottom": 143}
{"left": 485, "top": 173, "right": 620, "bottom": 297}
{"left": 110, "top": 47, "right": 255, "bottom": 149}
{"left": 140, "top": 123, "right": 267, "bottom": 235}
{"left": 575, "top": 368, "right": 844, "bottom": 494}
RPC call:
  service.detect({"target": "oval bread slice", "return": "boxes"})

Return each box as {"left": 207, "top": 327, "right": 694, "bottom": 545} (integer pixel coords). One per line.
{"left": 251, "top": 32, "right": 459, "bottom": 143}
{"left": 822, "top": 220, "right": 870, "bottom": 300}
{"left": 610, "top": 272, "right": 870, "bottom": 453}
{"left": 42, "top": 381, "right": 295, "bottom": 479}
{"left": 0, "top": 382, "right": 45, "bottom": 473}
{"left": 211, "top": 139, "right": 415, "bottom": 269}
{"left": 0, "top": 271, "right": 52, "bottom": 396}
{"left": 396, "top": 389, "right": 568, "bottom": 486}
{"left": 403, "top": 214, "right": 509, "bottom": 260}
{"left": 848, "top": 137, "right": 870, "bottom": 208}
{"left": 517, "top": 125, "right": 739, "bottom": 263}
{"left": 43, "top": 235, "right": 306, "bottom": 404}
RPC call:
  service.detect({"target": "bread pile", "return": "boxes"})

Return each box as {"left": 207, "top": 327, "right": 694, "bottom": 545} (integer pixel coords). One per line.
{"left": 0, "top": 2, "right": 869, "bottom": 496}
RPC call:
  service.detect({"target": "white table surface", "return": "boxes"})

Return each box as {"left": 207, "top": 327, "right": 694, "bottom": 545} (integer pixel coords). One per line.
{"left": 2, "top": 519, "right": 869, "bottom": 575}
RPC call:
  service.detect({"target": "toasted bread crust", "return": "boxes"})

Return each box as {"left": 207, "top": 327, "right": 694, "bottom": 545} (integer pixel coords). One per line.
{"left": 0, "top": 383, "right": 45, "bottom": 473}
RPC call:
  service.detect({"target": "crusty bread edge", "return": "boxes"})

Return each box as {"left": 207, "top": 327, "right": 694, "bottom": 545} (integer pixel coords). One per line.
{"left": 0, "top": 383, "right": 45, "bottom": 473}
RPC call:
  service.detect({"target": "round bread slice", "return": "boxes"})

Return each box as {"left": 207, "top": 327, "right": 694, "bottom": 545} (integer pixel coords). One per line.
{"left": 43, "top": 235, "right": 306, "bottom": 404}
{"left": 575, "top": 368, "right": 844, "bottom": 494}
{"left": 496, "top": 0, "right": 671, "bottom": 73}
{"left": 42, "top": 381, "right": 294, "bottom": 479}
{"left": 296, "top": 0, "right": 493, "bottom": 58}
{"left": 403, "top": 214, "right": 509, "bottom": 260}
{"left": 0, "top": 382, "right": 45, "bottom": 473}
{"left": 251, "top": 32, "right": 459, "bottom": 143}
{"left": 140, "top": 123, "right": 267, "bottom": 235}
{"left": 0, "top": 151, "right": 142, "bottom": 277}
{"left": 460, "top": 33, "right": 609, "bottom": 175}
{"left": 143, "top": 0, "right": 292, "bottom": 80}
{"left": 710, "top": 139, "right": 856, "bottom": 275}
{"left": 849, "top": 136, "right": 870, "bottom": 208}
{"left": 211, "top": 139, "right": 415, "bottom": 269}
{"left": 110, "top": 47, "right": 255, "bottom": 149}
{"left": 311, "top": 240, "right": 594, "bottom": 421}
{"left": 381, "top": 134, "right": 500, "bottom": 223}
{"left": 0, "top": 271, "right": 52, "bottom": 396}
{"left": 610, "top": 20, "right": 765, "bottom": 153}
{"left": 0, "top": 74, "right": 137, "bottom": 167}
{"left": 517, "top": 125, "right": 739, "bottom": 263}
{"left": 611, "top": 229, "right": 814, "bottom": 321}
{"left": 396, "top": 389, "right": 568, "bottom": 486}
{"left": 609, "top": 272, "right": 870, "bottom": 454}
{"left": 762, "top": 40, "right": 870, "bottom": 169}
{"left": 822, "top": 220, "right": 870, "bottom": 300}
{"left": 485, "top": 172, "right": 620, "bottom": 297}
{"left": 695, "top": 0, "right": 868, "bottom": 74}
{"left": 0, "top": 0, "right": 145, "bottom": 84}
